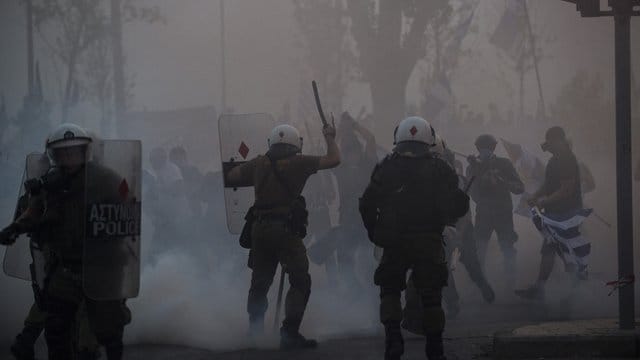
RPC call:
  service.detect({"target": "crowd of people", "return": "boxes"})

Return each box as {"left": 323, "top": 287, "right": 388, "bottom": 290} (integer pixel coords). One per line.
{"left": 0, "top": 109, "right": 594, "bottom": 360}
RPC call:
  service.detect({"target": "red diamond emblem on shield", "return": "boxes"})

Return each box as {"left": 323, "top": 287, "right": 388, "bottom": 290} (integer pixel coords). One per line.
{"left": 410, "top": 126, "right": 418, "bottom": 136}
{"left": 238, "top": 141, "right": 250, "bottom": 159}
{"left": 119, "top": 179, "right": 130, "bottom": 200}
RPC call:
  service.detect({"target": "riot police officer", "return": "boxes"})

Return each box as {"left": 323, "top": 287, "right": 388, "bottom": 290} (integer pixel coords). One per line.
{"left": 360, "top": 117, "right": 469, "bottom": 360}
{"left": 0, "top": 124, "right": 135, "bottom": 360}
{"left": 226, "top": 122, "right": 340, "bottom": 349}
{"left": 466, "top": 134, "right": 524, "bottom": 285}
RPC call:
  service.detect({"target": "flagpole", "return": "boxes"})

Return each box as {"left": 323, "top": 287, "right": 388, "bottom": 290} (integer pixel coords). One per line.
{"left": 523, "top": 0, "right": 547, "bottom": 119}
{"left": 220, "top": 0, "right": 226, "bottom": 113}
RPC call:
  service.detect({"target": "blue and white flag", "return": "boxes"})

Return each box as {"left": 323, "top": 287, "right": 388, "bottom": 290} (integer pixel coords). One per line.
{"left": 532, "top": 207, "right": 592, "bottom": 273}
{"left": 490, "top": 0, "right": 527, "bottom": 62}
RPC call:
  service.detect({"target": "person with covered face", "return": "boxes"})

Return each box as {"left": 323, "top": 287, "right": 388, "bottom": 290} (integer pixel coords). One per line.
{"left": 515, "top": 126, "right": 588, "bottom": 300}
{"left": 466, "top": 134, "right": 524, "bottom": 287}
{"left": 331, "top": 111, "right": 378, "bottom": 296}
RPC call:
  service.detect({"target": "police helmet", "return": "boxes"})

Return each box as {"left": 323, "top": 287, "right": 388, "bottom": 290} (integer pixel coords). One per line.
{"left": 394, "top": 116, "right": 436, "bottom": 145}
{"left": 268, "top": 124, "right": 303, "bottom": 152}
{"left": 45, "top": 123, "right": 93, "bottom": 165}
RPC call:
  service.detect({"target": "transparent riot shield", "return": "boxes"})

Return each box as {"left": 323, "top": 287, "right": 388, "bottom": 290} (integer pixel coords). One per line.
{"left": 2, "top": 153, "right": 50, "bottom": 283}
{"left": 83, "top": 140, "right": 141, "bottom": 300}
{"left": 219, "top": 113, "right": 275, "bottom": 234}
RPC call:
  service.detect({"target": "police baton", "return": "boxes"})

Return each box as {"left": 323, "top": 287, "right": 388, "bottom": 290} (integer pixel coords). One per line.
{"left": 312, "top": 81, "right": 331, "bottom": 128}
{"left": 273, "top": 264, "right": 287, "bottom": 332}
{"left": 592, "top": 210, "right": 612, "bottom": 229}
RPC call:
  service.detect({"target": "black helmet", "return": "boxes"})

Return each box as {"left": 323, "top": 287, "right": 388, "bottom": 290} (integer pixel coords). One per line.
{"left": 474, "top": 134, "right": 497, "bottom": 151}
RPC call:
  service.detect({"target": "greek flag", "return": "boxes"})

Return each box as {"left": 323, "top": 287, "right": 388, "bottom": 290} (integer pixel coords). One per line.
{"left": 532, "top": 208, "right": 592, "bottom": 273}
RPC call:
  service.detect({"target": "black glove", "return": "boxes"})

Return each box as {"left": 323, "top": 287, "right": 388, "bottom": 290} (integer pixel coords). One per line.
{"left": 467, "top": 155, "right": 478, "bottom": 165}
{"left": 0, "top": 223, "right": 19, "bottom": 246}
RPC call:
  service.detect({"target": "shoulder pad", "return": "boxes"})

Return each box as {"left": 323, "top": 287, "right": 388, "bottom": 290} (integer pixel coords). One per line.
{"left": 370, "top": 153, "right": 396, "bottom": 183}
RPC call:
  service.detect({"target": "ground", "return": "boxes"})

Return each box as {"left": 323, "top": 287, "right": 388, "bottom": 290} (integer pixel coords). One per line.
{"left": 1, "top": 300, "right": 633, "bottom": 359}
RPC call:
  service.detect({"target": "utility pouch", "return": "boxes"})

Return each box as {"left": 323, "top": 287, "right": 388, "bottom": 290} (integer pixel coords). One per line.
{"left": 267, "top": 154, "right": 309, "bottom": 238}
{"left": 289, "top": 195, "right": 308, "bottom": 238}
{"left": 372, "top": 208, "right": 399, "bottom": 248}
{"left": 239, "top": 206, "right": 255, "bottom": 249}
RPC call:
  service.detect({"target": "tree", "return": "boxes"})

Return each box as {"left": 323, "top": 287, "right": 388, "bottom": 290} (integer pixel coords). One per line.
{"left": 293, "top": 0, "right": 355, "bottom": 115}
{"left": 345, "top": 0, "right": 452, "bottom": 139}
{"left": 29, "top": 0, "right": 162, "bottom": 124}
{"left": 549, "top": 71, "right": 613, "bottom": 159}
{"left": 419, "top": 1, "right": 477, "bottom": 130}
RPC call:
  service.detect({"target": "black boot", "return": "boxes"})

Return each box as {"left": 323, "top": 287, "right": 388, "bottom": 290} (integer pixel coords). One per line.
{"left": 10, "top": 325, "right": 42, "bottom": 360}
{"left": 77, "top": 348, "right": 102, "bottom": 360}
{"left": 384, "top": 324, "right": 404, "bottom": 360}
{"left": 279, "top": 327, "right": 317, "bottom": 350}
{"left": 104, "top": 341, "right": 123, "bottom": 360}
{"left": 425, "top": 332, "right": 446, "bottom": 360}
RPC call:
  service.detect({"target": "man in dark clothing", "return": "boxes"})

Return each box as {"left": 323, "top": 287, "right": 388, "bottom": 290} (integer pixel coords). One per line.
{"left": 332, "top": 112, "right": 378, "bottom": 296}
{"left": 515, "top": 126, "right": 584, "bottom": 300}
{"left": 466, "top": 134, "right": 524, "bottom": 285}
{"left": 402, "top": 138, "right": 494, "bottom": 327}
{"left": 360, "top": 117, "right": 469, "bottom": 360}
{"left": 226, "top": 122, "right": 340, "bottom": 350}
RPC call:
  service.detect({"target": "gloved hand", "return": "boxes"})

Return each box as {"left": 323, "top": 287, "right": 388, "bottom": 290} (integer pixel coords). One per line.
{"left": 0, "top": 223, "right": 19, "bottom": 246}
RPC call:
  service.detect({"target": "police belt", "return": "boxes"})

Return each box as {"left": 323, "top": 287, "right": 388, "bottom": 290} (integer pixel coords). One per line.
{"left": 254, "top": 206, "right": 291, "bottom": 223}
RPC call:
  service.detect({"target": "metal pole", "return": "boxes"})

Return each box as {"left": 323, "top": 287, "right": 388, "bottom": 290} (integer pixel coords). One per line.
{"left": 220, "top": 0, "right": 226, "bottom": 113}
{"left": 111, "top": 0, "right": 126, "bottom": 137}
{"left": 523, "top": 0, "right": 547, "bottom": 119}
{"left": 613, "top": 1, "right": 635, "bottom": 330}
{"left": 26, "top": 0, "right": 34, "bottom": 96}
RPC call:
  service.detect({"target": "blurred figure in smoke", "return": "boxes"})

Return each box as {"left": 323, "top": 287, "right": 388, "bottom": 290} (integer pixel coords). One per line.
{"left": 199, "top": 170, "right": 244, "bottom": 273}
{"left": 466, "top": 134, "right": 524, "bottom": 289}
{"left": 301, "top": 123, "right": 338, "bottom": 285}
{"left": 226, "top": 122, "right": 340, "bottom": 350}
{"left": 402, "top": 136, "right": 494, "bottom": 332}
{"left": 311, "top": 112, "right": 377, "bottom": 298}
{"left": 0, "top": 124, "right": 134, "bottom": 360}
{"left": 360, "top": 117, "right": 469, "bottom": 360}
{"left": 146, "top": 147, "right": 190, "bottom": 263}
{"left": 169, "top": 146, "right": 204, "bottom": 218}
{"left": 516, "top": 127, "right": 588, "bottom": 301}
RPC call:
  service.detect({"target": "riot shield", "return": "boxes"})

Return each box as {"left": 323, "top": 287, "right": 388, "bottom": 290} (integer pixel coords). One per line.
{"left": 219, "top": 113, "right": 275, "bottom": 234}
{"left": 2, "top": 153, "right": 50, "bottom": 282}
{"left": 83, "top": 140, "right": 141, "bottom": 300}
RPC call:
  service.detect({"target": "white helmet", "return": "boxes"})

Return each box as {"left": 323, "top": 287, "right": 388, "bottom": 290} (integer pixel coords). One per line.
{"left": 431, "top": 134, "right": 447, "bottom": 156}
{"left": 46, "top": 123, "right": 92, "bottom": 150}
{"left": 394, "top": 116, "right": 435, "bottom": 145}
{"left": 268, "top": 124, "right": 303, "bottom": 151}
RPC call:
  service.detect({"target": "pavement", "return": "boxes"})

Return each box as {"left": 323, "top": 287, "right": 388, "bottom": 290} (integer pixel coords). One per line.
{"left": 4, "top": 316, "right": 636, "bottom": 359}
{"left": 493, "top": 318, "right": 640, "bottom": 359}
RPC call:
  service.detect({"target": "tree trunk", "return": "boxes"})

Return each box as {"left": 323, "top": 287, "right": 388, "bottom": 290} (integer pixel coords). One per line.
{"left": 61, "top": 50, "right": 78, "bottom": 122}
{"left": 370, "top": 75, "right": 408, "bottom": 147}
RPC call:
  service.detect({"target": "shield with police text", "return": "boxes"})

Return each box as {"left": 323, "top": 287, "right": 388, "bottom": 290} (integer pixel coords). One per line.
{"left": 3, "top": 153, "right": 50, "bottom": 285}
{"left": 83, "top": 140, "right": 141, "bottom": 300}
{"left": 219, "top": 113, "right": 275, "bottom": 234}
